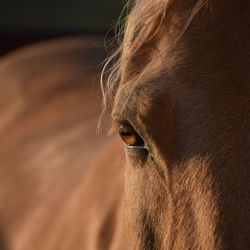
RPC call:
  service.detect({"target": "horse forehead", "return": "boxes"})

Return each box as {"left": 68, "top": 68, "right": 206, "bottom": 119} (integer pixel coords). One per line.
{"left": 113, "top": 77, "right": 173, "bottom": 123}
{"left": 114, "top": 1, "right": 250, "bottom": 117}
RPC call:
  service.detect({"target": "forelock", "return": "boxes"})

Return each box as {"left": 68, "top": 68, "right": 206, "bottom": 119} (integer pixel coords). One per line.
{"left": 101, "top": 0, "right": 208, "bottom": 111}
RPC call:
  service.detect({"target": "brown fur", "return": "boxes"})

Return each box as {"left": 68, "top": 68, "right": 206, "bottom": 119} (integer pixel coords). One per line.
{"left": 108, "top": 0, "right": 250, "bottom": 249}
{"left": 0, "top": 0, "right": 249, "bottom": 249}
{"left": 0, "top": 37, "right": 125, "bottom": 250}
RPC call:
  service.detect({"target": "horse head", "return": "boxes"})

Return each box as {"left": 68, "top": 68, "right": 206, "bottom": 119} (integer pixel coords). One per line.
{"left": 104, "top": 0, "right": 250, "bottom": 248}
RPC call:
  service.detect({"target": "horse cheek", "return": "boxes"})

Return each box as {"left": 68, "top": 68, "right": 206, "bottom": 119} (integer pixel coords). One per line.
{"left": 124, "top": 151, "right": 170, "bottom": 249}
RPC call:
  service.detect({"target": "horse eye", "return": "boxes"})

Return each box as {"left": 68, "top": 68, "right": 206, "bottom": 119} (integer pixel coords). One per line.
{"left": 118, "top": 124, "right": 144, "bottom": 148}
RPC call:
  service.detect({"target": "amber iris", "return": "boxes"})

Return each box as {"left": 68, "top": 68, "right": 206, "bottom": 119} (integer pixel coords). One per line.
{"left": 118, "top": 124, "right": 144, "bottom": 147}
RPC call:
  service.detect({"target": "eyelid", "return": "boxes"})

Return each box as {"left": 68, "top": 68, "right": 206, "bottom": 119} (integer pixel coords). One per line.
{"left": 113, "top": 119, "right": 141, "bottom": 139}
{"left": 113, "top": 116, "right": 143, "bottom": 137}
{"left": 112, "top": 116, "right": 130, "bottom": 127}
{"left": 124, "top": 142, "right": 146, "bottom": 149}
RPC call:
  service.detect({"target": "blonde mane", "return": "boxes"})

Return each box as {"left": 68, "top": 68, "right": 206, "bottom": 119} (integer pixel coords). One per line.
{"left": 101, "top": 0, "right": 208, "bottom": 111}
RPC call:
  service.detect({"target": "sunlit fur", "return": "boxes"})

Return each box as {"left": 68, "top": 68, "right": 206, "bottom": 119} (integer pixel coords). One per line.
{"left": 105, "top": 0, "right": 250, "bottom": 249}
{"left": 102, "top": 0, "right": 208, "bottom": 108}
{"left": 0, "top": 37, "right": 125, "bottom": 250}
{"left": 0, "top": 1, "right": 249, "bottom": 249}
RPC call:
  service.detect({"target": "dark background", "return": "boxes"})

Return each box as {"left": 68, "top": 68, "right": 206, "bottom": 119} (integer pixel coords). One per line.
{"left": 0, "top": 0, "right": 124, "bottom": 55}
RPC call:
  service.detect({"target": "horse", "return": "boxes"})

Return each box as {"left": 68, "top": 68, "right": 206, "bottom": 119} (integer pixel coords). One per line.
{"left": 0, "top": 36, "right": 125, "bottom": 250}
{"left": 0, "top": 0, "right": 249, "bottom": 249}
{"left": 102, "top": 0, "right": 250, "bottom": 249}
